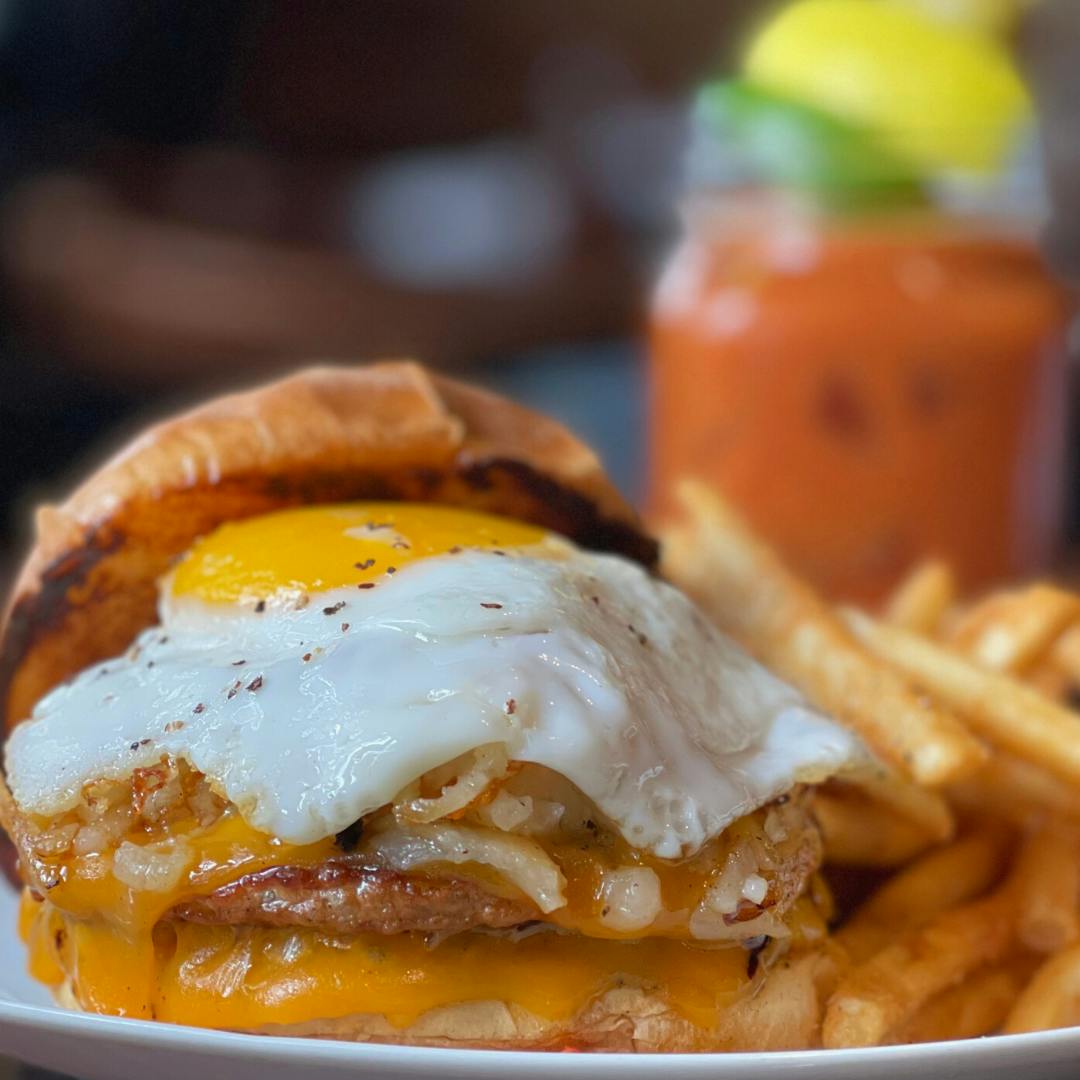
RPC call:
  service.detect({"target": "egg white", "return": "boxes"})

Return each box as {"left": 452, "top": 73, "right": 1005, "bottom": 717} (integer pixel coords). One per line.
{"left": 5, "top": 548, "right": 863, "bottom": 857}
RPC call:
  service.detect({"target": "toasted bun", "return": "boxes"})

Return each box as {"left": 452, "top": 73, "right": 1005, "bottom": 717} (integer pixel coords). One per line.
{"left": 53, "top": 950, "right": 834, "bottom": 1052}
{"left": 0, "top": 361, "right": 655, "bottom": 732}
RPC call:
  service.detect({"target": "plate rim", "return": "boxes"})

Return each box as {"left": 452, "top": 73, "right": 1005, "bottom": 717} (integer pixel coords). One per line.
{"left": 2, "top": 996, "right": 1080, "bottom": 1075}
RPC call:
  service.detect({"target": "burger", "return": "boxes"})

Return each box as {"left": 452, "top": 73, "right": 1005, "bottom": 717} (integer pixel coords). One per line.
{"left": 0, "top": 362, "right": 861, "bottom": 1051}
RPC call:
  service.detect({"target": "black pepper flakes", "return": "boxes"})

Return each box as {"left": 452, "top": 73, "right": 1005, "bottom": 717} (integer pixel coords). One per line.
{"left": 505, "top": 698, "right": 517, "bottom": 715}
{"left": 386, "top": 566, "right": 397, "bottom": 575}
{"left": 357, "top": 582, "right": 376, "bottom": 590}
{"left": 355, "top": 559, "right": 375, "bottom": 570}
{"left": 323, "top": 601, "right": 346, "bottom": 615}
{"left": 231, "top": 659, "right": 247, "bottom": 666}
{"left": 302, "top": 652, "right": 313, "bottom": 662}
{"left": 254, "top": 600, "right": 267, "bottom": 614}
{"left": 246, "top": 675, "right": 264, "bottom": 692}
{"left": 227, "top": 680, "right": 242, "bottom": 700}
{"left": 392, "top": 540, "right": 411, "bottom": 550}
{"left": 341, "top": 622, "right": 350, "bottom": 633}
{"left": 193, "top": 703, "right": 206, "bottom": 715}
{"left": 448, "top": 546, "right": 463, "bottom": 555}
{"left": 481, "top": 602, "right": 503, "bottom": 610}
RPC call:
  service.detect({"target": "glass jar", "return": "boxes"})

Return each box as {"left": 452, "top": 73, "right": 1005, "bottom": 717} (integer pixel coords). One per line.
{"left": 649, "top": 189, "right": 1070, "bottom": 603}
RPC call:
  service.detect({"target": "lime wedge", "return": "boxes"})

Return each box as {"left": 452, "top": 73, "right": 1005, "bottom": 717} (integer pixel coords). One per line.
{"left": 697, "top": 79, "right": 924, "bottom": 208}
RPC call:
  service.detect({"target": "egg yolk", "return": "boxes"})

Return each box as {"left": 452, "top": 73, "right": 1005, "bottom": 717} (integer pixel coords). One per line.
{"left": 169, "top": 503, "right": 549, "bottom": 605}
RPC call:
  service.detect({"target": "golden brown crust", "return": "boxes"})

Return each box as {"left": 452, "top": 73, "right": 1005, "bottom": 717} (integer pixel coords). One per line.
{"left": 0, "top": 361, "right": 655, "bottom": 731}
{"left": 53, "top": 949, "right": 835, "bottom": 1052}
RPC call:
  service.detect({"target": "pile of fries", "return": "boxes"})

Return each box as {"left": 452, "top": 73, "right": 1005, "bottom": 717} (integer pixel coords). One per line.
{"left": 662, "top": 481, "right": 1080, "bottom": 1048}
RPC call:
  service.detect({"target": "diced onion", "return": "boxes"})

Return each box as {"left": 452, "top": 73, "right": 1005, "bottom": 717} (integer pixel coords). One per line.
{"left": 688, "top": 905, "right": 789, "bottom": 942}
{"left": 598, "top": 866, "right": 663, "bottom": 932}
{"left": 687, "top": 847, "right": 786, "bottom": 942}
{"left": 741, "top": 874, "right": 769, "bottom": 905}
{"left": 370, "top": 819, "right": 567, "bottom": 913}
{"left": 30, "top": 822, "right": 78, "bottom": 857}
{"left": 703, "top": 848, "right": 760, "bottom": 917}
{"left": 112, "top": 839, "right": 191, "bottom": 892}
{"left": 478, "top": 790, "right": 534, "bottom": 832}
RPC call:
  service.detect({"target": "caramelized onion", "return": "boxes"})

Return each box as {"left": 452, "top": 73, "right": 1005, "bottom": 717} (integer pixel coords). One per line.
{"left": 393, "top": 744, "right": 510, "bottom": 824}
{"left": 369, "top": 819, "right": 566, "bottom": 913}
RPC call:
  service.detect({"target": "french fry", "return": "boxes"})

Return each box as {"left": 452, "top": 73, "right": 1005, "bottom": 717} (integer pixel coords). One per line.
{"left": 823, "top": 890, "right": 1016, "bottom": 1048}
{"left": 825, "top": 828, "right": 1073, "bottom": 1047}
{"left": 949, "top": 753, "right": 1080, "bottom": 828}
{"left": 946, "top": 585, "right": 1080, "bottom": 675}
{"left": 1012, "top": 827, "right": 1080, "bottom": 953}
{"left": 842, "top": 608, "right": 1080, "bottom": 789}
{"left": 893, "top": 959, "right": 1034, "bottom": 1043}
{"left": 1004, "top": 944, "right": 1080, "bottom": 1034}
{"left": 1023, "top": 624, "right": 1080, "bottom": 703}
{"left": 837, "top": 830, "right": 1010, "bottom": 963}
{"left": 662, "top": 483, "right": 987, "bottom": 786}
{"left": 661, "top": 484, "right": 1080, "bottom": 1046}
{"left": 1051, "top": 625, "right": 1080, "bottom": 691}
{"left": 814, "top": 790, "right": 936, "bottom": 868}
{"left": 885, "top": 561, "right": 956, "bottom": 637}
{"left": 1025, "top": 657, "right": 1073, "bottom": 706}
{"left": 841, "top": 767, "right": 954, "bottom": 845}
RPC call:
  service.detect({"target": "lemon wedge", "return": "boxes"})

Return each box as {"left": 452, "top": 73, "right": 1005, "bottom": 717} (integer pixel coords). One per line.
{"left": 744, "top": 0, "right": 1031, "bottom": 175}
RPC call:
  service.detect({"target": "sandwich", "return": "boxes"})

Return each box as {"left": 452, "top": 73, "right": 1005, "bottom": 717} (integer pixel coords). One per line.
{"left": 0, "top": 362, "right": 862, "bottom": 1051}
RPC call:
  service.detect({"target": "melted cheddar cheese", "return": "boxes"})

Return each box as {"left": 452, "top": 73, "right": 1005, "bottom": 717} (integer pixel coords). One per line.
{"left": 24, "top": 895, "right": 759, "bottom": 1030}
{"left": 18, "top": 807, "right": 828, "bottom": 1032}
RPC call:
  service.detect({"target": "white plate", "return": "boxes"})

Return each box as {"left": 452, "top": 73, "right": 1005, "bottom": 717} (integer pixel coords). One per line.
{"left": 0, "top": 887, "right": 1077, "bottom": 1080}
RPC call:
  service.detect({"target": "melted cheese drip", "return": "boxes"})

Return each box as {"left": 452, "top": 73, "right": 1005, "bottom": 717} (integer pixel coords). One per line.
{"left": 170, "top": 503, "right": 547, "bottom": 604}
{"left": 20, "top": 807, "right": 830, "bottom": 1031}
{"left": 23, "top": 893, "right": 760, "bottom": 1031}
{"left": 23, "top": 888, "right": 830, "bottom": 1032}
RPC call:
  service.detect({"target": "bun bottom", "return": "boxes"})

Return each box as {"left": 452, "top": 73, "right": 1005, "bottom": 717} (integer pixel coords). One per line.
{"left": 54, "top": 950, "right": 834, "bottom": 1052}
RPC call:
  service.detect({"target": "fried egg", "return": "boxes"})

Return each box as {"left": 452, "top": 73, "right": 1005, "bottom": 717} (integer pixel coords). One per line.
{"left": 5, "top": 503, "right": 862, "bottom": 857}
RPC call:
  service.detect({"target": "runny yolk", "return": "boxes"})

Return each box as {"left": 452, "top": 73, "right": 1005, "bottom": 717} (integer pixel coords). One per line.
{"left": 169, "top": 503, "right": 549, "bottom": 605}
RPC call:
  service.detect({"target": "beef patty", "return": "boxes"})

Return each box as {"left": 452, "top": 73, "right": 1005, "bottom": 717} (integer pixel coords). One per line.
{"left": 171, "top": 861, "right": 539, "bottom": 936}
{"left": 169, "top": 796, "right": 821, "bottom": 938}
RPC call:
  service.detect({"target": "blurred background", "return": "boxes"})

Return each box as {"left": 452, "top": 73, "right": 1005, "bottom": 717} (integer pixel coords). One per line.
{"left": 1, "top": 0, "right": 1078, "bottom": 605}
